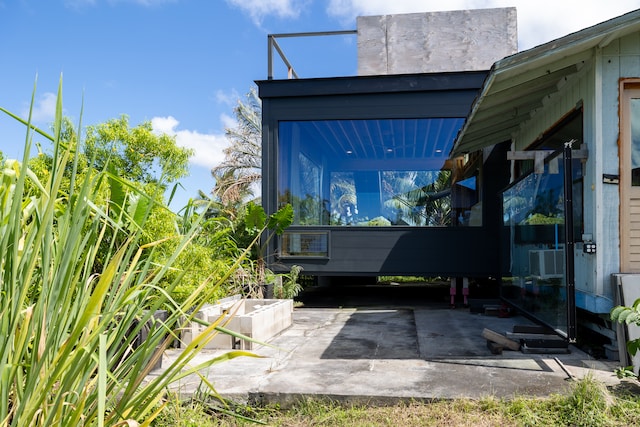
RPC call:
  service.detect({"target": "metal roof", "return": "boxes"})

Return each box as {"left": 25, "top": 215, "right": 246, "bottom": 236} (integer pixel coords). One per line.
{"left": 451, "top": 8, "right": 640, "bottom": 156}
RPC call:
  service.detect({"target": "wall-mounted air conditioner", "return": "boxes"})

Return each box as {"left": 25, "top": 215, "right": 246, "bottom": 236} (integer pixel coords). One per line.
{"left": 529, "top": 249, "right": 564, "bottom": 279}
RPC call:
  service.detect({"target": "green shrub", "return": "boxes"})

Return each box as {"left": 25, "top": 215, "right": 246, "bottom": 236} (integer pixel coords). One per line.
{"left": 0, "top": 81, "right": 291, "bottom": 426}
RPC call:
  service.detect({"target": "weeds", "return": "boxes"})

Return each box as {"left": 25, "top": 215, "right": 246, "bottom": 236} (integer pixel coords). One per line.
{"left": 154, "top": 377, "right": 640, "bottom": 426}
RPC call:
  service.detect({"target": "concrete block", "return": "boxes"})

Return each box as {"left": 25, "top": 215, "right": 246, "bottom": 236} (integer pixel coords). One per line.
{"left": 180, "top": 297, "right": 294, "bottom": 350}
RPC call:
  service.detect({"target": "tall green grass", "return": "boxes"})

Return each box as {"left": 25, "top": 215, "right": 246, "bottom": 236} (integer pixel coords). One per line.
{"left": 0, "top": 80, "right": 271, "bottom": 426}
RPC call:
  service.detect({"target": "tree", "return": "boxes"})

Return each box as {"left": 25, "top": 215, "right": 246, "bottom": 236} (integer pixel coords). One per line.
{"left": 205, "top": 88, "right": 304, "bottom": 297}
{"left": 211, "top": 87, "right": 262, "bottom": 207}
{"left": 381, "top": 170, "right": 452, "bottom": 226}
{"left": 24, "top": 115, "right": 196, "bottom": 277}
{"left": 80, "top": 116, "right": 191, "bottom": 243}
{"left": 85, "top": 114, "right": 193, "bottom": 186}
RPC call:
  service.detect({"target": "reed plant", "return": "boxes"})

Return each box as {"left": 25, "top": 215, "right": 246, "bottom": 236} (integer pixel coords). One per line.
{"left": 0, "top": 80, "right": 286, "bottom": 426}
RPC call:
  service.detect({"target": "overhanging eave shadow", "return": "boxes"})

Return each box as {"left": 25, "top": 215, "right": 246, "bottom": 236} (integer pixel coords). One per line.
{"left": 425, "top": 357, "right": 553, "bottom": 372}
{"left": 320, "top": 308, "right": 420, "bottom": 359}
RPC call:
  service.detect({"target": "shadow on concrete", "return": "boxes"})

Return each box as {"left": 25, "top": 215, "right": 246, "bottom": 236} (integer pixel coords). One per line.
{"left": 320, "top": 308, "right": 419, "bottom": 359}
{"left": 297, "top": 282, "right": 452, "bottom": 308}
{"left": 428, "top": 358, "right": 554, "bottom": 372}
{"left": 158, "top": 298, "right": 624, "bottom": 403}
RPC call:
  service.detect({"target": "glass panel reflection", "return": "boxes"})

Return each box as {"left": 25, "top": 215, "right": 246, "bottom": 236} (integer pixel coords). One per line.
{"left": 631, "top": 98, "right": 640, "bottom": 186}
{"left": 278, "top": 118, "right": 480, "bottom": 227}
{"left": 500, "top": 151, "right": 582, "bottom": 335}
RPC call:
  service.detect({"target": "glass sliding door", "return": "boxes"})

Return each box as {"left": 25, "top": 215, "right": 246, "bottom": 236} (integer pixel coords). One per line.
{"left": 500, "top": 150, "right": 582, "bottom": 338}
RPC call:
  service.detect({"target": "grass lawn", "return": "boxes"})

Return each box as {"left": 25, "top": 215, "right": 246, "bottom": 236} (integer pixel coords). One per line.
{"left": 154, "top": 376, "right": 640, "bottom": 426}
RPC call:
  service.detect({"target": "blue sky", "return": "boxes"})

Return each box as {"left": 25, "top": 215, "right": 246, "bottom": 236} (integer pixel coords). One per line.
{"left": 1, "top": 0, "right": 639, "bottom": 209}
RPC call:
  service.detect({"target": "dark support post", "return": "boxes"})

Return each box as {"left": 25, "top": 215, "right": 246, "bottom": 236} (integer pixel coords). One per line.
{"left": 267, "top": 35, "right": 274, "bottom": 80}
{"left": 563, "top": 139, "right": 577, "bottom": 342}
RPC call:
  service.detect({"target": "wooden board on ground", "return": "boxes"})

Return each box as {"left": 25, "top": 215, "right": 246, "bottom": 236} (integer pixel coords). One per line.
{"left": 482, "top": 328, "right": 521, "bottom": 351}
{"left": 487, "top": 341, "right": 504, "bottom": 354}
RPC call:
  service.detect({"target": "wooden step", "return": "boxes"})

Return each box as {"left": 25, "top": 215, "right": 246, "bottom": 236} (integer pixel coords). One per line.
{"left": 506, "top": 332, "right": 568, "bottom": 349}
{"left": 481, "top": 328, "right": 521, "bottom": 351}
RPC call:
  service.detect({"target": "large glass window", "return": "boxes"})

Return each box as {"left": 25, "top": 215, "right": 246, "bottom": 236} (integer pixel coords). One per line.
{"left": 278, "top": 118, "right": 479, "bottom": 226}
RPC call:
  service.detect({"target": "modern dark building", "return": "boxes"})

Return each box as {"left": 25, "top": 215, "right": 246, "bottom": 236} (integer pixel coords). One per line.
{"left": 259, "top": 72, "right": 508, "bottom": 279}
{"left": 259, "top": 8, "right": 517, "bottom": 283}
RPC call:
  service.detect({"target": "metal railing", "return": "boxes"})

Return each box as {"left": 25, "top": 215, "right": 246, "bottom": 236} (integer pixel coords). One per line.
{"left": 267, "top": 30, "right": 357, "bottom": 80}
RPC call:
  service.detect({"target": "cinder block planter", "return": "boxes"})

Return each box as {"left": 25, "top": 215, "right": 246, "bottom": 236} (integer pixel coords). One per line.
{"left": 114, "top": 309, "right": 168, "bottom": 372}
{"left": 181, "top": 295, "right": 293, "bottom": 350}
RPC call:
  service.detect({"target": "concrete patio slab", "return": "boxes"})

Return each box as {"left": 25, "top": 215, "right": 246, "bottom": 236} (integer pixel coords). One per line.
{"left": 151, "top": 297, "right": 624, "bottom": 407}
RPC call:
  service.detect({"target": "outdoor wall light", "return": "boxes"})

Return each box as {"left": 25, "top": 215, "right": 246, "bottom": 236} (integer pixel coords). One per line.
{"left": 583, "top": 241, "right": 596, "bottom": 254}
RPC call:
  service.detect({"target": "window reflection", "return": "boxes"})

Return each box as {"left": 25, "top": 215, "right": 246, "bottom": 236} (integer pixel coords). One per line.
{"left": 501, "top": 151, "right": 583, "bottom": 335}
{"left": 631, "top": 98, "right": 640, "bottom": 186}
{"left": 278, "top": 119, "right": 479, "bottom": 227}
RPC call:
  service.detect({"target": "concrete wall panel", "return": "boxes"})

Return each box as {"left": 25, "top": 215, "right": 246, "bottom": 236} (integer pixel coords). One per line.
{"left": 358, "top": 8, "right": 517, "bottom": 75}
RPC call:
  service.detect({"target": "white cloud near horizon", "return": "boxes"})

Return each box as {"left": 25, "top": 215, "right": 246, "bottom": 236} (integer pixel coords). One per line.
{"left": 151, "top": 116, "right": 230, "bottom": 169}
{"left": 326, "top": 0, "right": 640, "bottom": 50}
{"left": 21, "top": 92, "right": 57, "bottom": 124}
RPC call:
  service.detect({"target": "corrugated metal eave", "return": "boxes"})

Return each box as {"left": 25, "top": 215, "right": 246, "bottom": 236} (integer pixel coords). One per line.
{"left": 452, "top": 8, "right": 640, "bottom": 156}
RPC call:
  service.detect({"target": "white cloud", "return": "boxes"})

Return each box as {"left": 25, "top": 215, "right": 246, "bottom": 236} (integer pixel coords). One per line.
{"left": 151, "top": 116, "right": 229, "bottom": 168}
{"left": 22, "top": 92, "right": 57, "bottom": 123}
{"left": 216, "top": 88, "right": 240, "bottom": 107}
{"left": 226, "top": 0, "right": 305, "bottom": 25}
{"left": 220, "top": 113, "right": 237, "bottom": 130}
{"left": 326, "top": 0, "right": 640, "bottom": 50}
